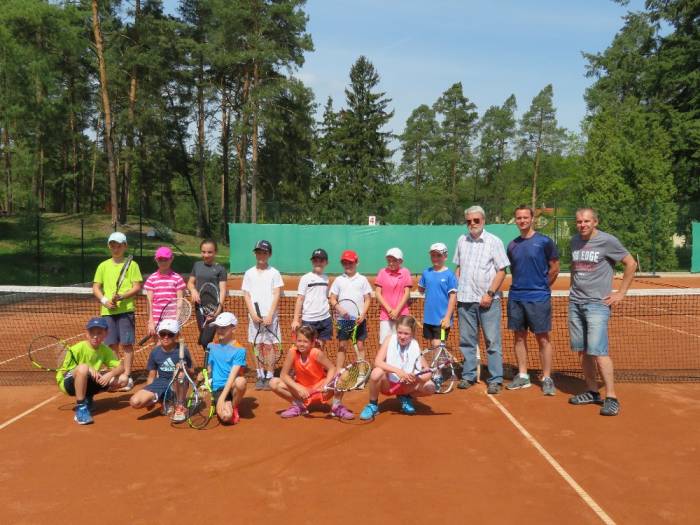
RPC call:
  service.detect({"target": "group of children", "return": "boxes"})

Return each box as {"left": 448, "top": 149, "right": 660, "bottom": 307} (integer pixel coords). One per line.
{"left": 58, "top": 232, "right": 459, "bottom": 425}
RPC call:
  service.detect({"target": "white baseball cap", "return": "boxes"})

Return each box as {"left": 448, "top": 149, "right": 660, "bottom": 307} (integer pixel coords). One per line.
{"left": 385, "top": 247, "right": 403, "bottom": 260}
{"left": 212, "top": 312, "right": 238, "bottom": 328}
{"left": 157, "top": 318, "right": 180, "bottom": 334}
{"left": 429, "top": 242, "right": 448, "bottom": 255}
{"left": 108, "top": 232, "right": 127, "bottom": 245}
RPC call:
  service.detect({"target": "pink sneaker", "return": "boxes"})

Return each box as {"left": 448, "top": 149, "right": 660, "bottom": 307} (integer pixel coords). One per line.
{"left": 280, "top": 404, "right": 308, "bottom": 418}
{"left": 331, "top": 403, "right": 354, "bottom": 420}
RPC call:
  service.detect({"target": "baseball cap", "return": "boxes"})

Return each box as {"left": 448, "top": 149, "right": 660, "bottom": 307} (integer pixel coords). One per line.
{"left": 253, "top": 240, "right": 272, "bottom": 253}
{"left": 340, "top": 249, "right": 358, "bottom": 263}
{"left": 154, "top": 246, "right": 173, "bottom": 260}
{"left": 429, "top": 242, "right": 448, "bottom": 255}
{"left": 385, "top": 247, "right": 404, "bottom": 260}
{"left": 107, "top": 232, "right": 127, "bottom": 245}
{"left": 212, "top": 312, "right": 238, "bottom": 328}
{"left": 310, "top": 248, "right": 328, "bottom": 260}
{"left": 157, "top": 319, "right": 180, "bottom": 335}
{"left": 86, "top": 317, "right": 109, "bottom": 330}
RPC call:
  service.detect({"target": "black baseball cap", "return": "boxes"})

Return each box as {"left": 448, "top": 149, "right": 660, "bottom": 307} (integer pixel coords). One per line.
{"left": 310, "top": 248, "right": 328, "bottom": 260}
{"left": 253, "top": 240, "right": 272, "bottom": 253}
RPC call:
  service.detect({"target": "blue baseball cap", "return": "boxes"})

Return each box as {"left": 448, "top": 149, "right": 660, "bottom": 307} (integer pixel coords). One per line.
{"left": 86, "top": 317, "right": 109, "bottom": 330}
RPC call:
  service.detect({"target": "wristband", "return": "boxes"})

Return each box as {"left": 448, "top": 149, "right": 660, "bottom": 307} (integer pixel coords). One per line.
{"left": 100, "top": 296, "right": 109, "bottom": 306}
{"left": 487, "top": 290, "right": 496, "bottom": 298}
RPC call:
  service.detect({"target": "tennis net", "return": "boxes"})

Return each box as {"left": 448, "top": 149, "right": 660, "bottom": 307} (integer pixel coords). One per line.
{"left": 1, "top": 285, "right": 699, "bottom": 385}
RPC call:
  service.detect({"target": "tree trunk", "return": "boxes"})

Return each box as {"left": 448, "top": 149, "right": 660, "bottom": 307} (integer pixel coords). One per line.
{"left": 238, "top": 67, "right": 250, "bottom": 223}
{"left": 196, "top": 53, "right": 209, "bottom": 236}
{"left": 3, "top": 124, "right": 11, "bottom": 213}
{"left": 90, "top": 114, "right": 101, "bottom": 213}
{"left": 119, "top": 0, "right": 139, "bottom": 224}
{"left": 91, "top": 0, "right": 118, "bottom": 228}
{"left": 250, "top": 62, "right": 259, "bottom": 224}
{"left": 69, "top": 104, "right": 79, "bottom": 213}
{"left": 220, "top": 82, "right": 231, "bottom": 242}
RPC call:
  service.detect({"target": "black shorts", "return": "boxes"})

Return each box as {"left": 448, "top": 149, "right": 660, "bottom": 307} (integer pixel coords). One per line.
{"left": 336, "top": 320, "right": 367, "bottom": 342}
{"left": 422, "top": 323, "right": 451, "bottom": 341}
{"left": 213, "top": 388, "right": 233, "bottom": 404}
{"left": 63, "top": 373, "right": 108, "bottom": 398}
{"left": 302, "top": 317, "right": 333, "bottom": 340}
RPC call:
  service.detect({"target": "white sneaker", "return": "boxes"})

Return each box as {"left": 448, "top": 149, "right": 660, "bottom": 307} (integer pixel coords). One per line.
{"left": 118, "top": 376, "right": 134, "bottom": 392}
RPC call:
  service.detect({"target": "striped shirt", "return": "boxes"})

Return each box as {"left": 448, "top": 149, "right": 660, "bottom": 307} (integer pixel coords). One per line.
{"left": 452, "top": 230, "right": 510, "bottom": 303}
{"left": 143, "top": 270, "right": 186, "bottom": 322}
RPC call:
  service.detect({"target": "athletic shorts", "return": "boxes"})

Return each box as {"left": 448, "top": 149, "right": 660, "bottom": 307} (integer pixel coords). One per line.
{"left": 379, "top": 320, "right": 396, "bottom": 344}
{"left": 213, "top": 388, "right": 233, "bottom": 404}
{"left": 337, "top": 320, "right": 367, "bottom": 342}
{"left": 568, "top": 302, "right": 610, "bottom": 356}
{"left": 63, "top": 372, "right": 108, "bottom": 398}
{"left": 507, "top": 299, "right": 552, "bottom": 334}
{"left": 144, "top": 377, "right": 172, "bottom": 401}
{"left": 422, "top": 323, "right": 451, "bottom": 341}
{"left": 103, "top": 312, "right": 135, "bottom": 345}
{"left": 301, "top": 317, "right": 333, "bottom": 341}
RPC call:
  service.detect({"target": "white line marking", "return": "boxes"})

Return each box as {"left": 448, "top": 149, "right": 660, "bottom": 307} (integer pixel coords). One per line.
{"left": 0, "top": 394, "right": 60, "bottom": 431}
{"left": 487, "top": 395, "right": 616, "bottom": 525}
{"left": 623, "top": 316, "right": 700, "bottom": 339}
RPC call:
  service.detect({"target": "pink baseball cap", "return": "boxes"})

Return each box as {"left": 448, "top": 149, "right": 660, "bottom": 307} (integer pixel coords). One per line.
{"left": 154, "top": 246, "right": 173, "bottom": 260}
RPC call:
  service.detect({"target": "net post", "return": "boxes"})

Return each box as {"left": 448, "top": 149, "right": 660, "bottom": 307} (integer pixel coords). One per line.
{"left": 35, "top": 213, "right": 40, "bottom": 286}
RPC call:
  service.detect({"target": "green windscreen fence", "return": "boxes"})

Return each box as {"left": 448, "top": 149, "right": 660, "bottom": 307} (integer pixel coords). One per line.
{"left": 692, "top": 222, "right": 700, "bottom": 273}
{"left": 228, "top": 224, "right": 519, "bottom": 274}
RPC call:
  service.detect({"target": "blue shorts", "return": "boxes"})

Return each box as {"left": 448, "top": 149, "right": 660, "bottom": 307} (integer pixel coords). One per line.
{"left": 144, "top": 377, "right": 172, "bottom": 401}
{"left": 336, "top": 320, "right": 367, "bottom": 342}
{"left": 103, "top": 313, "right": 135, "bottom": 346}
{"left": 507, "top": 298, "right": 552, "bottom": 334}
{"left": 63, "top": 372, "right": 107, "bottom": 398}
{"left": 302, "top": 317, "right": 333, "bottom": 341}
{"left": 568, "top": 302, "right": 611, "bottom": 356}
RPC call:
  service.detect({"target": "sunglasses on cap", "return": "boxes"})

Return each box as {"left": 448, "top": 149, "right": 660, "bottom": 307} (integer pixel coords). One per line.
{"left": 466, "top": 218, "right": 482, "bottom": 225}
{"left": 158, "top": 331, "right": 176, "bottom": 337}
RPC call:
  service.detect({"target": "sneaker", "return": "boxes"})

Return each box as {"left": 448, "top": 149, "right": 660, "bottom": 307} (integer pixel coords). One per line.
{"left": 118, "top": 376, "right": 134, "bottom": 392}
{"left": 457, "top": 379, "right": 475, "bottom": 390}
{"left": 280, "top": 404, "right": 308, "bottom": 418}
{"left": 487, "top": 382, "right": 502, "bottom": 395}
{"left": 542, "top": 377, "right": 556, "bottom": 396}
{"left": 172, "top": 404, "right": 187, "bottom": 423}
{"left": 359, "top": 403, "right": 379, "bottom": 421}
{"left": 162, "top": 403, "right": 175, "bottom": 416}
{"left": 569, "top": 391, "right": 602, "bottom": 405}
{"left": 232, "top": 406, "right": 240, "bottom": 424}
{"left": 74, "top": 403, "right": 93, "bottom": 425}
{"left": 398, "top": 395, "right": 416, "bottom": 415}
{"left": 255, "top": 377, "right": 265, "bottom": 391}
{"left": 506, "top": 375, "right": 532, "bottom": 390}
{"left": 600, "top": 397, "right": 620, "bottom": 416}
{"left": 331, "top": 403, "right": 355, "bottom": 420}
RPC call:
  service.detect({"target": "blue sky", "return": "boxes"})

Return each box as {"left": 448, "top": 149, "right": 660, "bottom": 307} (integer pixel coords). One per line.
{"left": 163, "top": 0, "right": 644, "bottom": 135}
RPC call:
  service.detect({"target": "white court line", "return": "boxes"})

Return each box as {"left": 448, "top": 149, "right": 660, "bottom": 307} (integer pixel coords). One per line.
{"left": 487, "top": 394, "right": 616, "bottom": 525}
{"left": 0, "top": 394, "right": 60, "bottom": 431}
{"left": 623, "top": 316, "right": 700, "bottom": 340}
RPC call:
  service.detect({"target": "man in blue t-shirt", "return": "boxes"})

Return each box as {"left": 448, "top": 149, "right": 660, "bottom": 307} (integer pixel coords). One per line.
{"left": 505, "top": 205, "right": 560, "bottom": 395}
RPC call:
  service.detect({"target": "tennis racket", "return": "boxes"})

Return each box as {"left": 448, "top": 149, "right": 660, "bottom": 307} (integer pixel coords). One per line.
{"left": 253, "top": 302, "right": 282, "bottom": 370}
{"left": 421, "top": 328, "right": 457, "bottom": 394}
{"left": 113, "top": 255, "right": 133, "bottom": 303}
{"left": 334, "top": 298, "right": 370, "bottom": 389}
{"left": 197, "top": 282, "right": 220, "bottom": 327}
{"left": 304, "top": 359, "right": 372, "bottom": 406}
{"left": 187, "top": 348, "right": 214, "bottom": 429}
{"left": 388, "top": 350, "right": 455, "bottom": 394}
{"left": 28, "top": 335, "right": 78, "bottom": 372}
{"left": 162, "top": 338, "right": 197, "bottom": 424}
{"left": 138, "top": 297, "right": 193, "bottom": 346}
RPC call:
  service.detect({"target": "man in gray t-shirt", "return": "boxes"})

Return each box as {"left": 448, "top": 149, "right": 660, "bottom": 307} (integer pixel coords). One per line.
{"left": 568, "top": 208, "right": 636, "bottom": 416}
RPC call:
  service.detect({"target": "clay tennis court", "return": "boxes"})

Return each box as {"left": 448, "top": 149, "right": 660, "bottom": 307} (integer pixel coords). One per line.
{"left": 1, "top": 274, "right": 699, "bottom": 524}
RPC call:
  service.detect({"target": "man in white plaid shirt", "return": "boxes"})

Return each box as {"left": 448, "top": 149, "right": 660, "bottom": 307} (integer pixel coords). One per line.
{"left": 453, "top": 205, "right": 510, "bottom": 394}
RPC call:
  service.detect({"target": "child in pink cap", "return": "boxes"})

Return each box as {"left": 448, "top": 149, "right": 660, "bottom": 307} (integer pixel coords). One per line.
{"left": 143, "top": 247, "right": 187, "bottom": 342}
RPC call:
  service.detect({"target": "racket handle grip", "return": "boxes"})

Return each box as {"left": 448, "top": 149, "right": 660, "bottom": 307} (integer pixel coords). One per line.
{"left": 137, "top": 334, "right": 150, "bottom": 346}
{"left": 440, "top": 328, "right": 446, "bottom": 342}
{"left": 254, "top": 302, "right": 262, "bottom": 317}
{"left": 179, "top": 339, "right": 185, "bottom": 360}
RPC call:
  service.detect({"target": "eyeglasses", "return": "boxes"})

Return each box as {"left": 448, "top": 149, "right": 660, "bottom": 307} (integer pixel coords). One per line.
{"left": 466, "top": 218, "right": 482, "bottom": 225}
{"left": 158, "top": 331, "right": 176, "bottom": 337}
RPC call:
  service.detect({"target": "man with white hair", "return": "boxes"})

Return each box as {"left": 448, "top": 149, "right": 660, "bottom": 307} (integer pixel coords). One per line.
{"left": 453, "top": 206, "right": 510, "bottom": 394}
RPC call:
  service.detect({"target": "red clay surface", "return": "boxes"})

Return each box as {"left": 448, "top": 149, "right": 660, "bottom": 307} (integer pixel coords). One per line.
{"left": 2, "top": 382, "right": 699, "bottom": 524}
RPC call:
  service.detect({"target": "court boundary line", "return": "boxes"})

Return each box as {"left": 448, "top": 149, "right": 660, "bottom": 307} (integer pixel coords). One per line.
{"left": 487, "top": 394, "right": 616, "bottom": 525}
{"left": 0, "top": 394, "right": 60, "bottom": 431}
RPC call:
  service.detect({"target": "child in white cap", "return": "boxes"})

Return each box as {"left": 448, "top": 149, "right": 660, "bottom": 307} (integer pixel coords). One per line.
{"left": 207, "top": 312, "right": 248, "bottom": 424}
{"left": 374, "top": 247, "right": 412, "bottom": 344}
{"left": 418, "top": 243, "right": 458, "bottom": 348}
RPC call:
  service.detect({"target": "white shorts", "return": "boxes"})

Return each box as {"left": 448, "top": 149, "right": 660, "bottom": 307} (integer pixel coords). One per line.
{"left": 248, "top": 316, "right": 281, "bottom": 344}
{"left": 379, "top": 320, "right": 397, "bottom": 345}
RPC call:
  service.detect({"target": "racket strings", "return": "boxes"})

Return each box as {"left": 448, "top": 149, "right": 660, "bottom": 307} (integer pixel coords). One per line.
{"left": 30, "top": 337, "right": 69, "bottom": 369}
